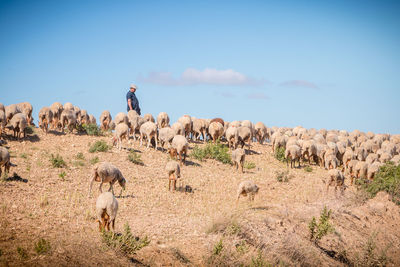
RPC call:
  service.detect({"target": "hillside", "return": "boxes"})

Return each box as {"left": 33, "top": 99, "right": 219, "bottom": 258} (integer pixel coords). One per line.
{"left": 0, "top": 128, "right": 399, "bottom": 266}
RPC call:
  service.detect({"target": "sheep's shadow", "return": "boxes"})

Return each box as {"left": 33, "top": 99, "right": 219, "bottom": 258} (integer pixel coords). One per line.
{"left": 183, "top": 160, "right": 201, "bottom": 167}
{"left": 4, "top": 173, "right": 28, "bottom": 183}
{"left": 48, "top": 130, "right": 66, "bottom": 136}
{"left": 24, "top": 134, "right": 40, "bottom": 143}
{"left": 116, "top": 194, "right": 135, "bottom": 199}
{"left": 175, "top": 185, "right": 195, "bottom": 193}
{"left": 250, "top": 206, "right": 269, "bottom": 211}
{"left": 126, "top": 147, "right": 142, "bottom": 153}
{"left": 245, "top": 149, "right": 260, "bottom": 155}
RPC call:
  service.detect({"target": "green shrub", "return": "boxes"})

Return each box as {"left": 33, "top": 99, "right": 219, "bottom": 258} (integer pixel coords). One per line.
{"left": 25, "top": 125, "right": 35, "bottom": 134}
{"left": 89, "top": 140, "right": 109, "bottom": 153}
{"left": 250, "top": 251, "right": 269, "bottom": 267}
{"left": 90, "top": 156, "right": 99, "bottom": 165}
{"left": 213, "top": 239, "right": 224, "bottom": 255}
{"left": 276, "top": 170, "right": 290, "bottom": 182}
{"left": 353, "top": 233, "right": 389, "bottom": 267}
{"left": 34, "top": 238, "right": 51, "bottom": 255}
{"left": 244, "top": 161, "right": 256, "bottom": 169}
{"left": 359, "top": 162, "right": 400, "bottom": 205}
{"left": 75, "top": 152, "right": 85, "bottom": 160}
{"left": 83, "top": 123, "right": 102, "bottom": 136}
{"left": 191, "top": 142, "right": 231, "bottom": 164}
{"left": 127, "top": 151, "right": 143, "bottom": 165}
{"left": 50, "top": 154, "right": 66, "bottom": 168}
{"left": 102, "top": 223, "right": 150, "bottom": 255}
{"left": 59, "top": 171, "right": 67, "bottom": 180}
{"left": 274, "top": 147, "right": 286, "bottom": 162}
{"left": 304, "top": 166, "right": 313, "bottom": 172}
{"left": 309, "top": 206, "right": 335, "bottom": 244}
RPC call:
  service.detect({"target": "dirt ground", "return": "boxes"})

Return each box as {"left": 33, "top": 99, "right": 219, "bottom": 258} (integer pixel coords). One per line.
{"left": 0, "top": 127, "right": 399, "bottom": 266}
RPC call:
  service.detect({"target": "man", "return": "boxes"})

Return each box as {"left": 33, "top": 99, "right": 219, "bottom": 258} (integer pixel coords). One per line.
{"left": 126, "top": 84, "right": 141, "bottom": 115}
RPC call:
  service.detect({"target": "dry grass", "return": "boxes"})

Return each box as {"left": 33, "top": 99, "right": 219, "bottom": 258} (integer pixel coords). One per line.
{"left": 0, "top": 128, "right": 399, "bottom": 266}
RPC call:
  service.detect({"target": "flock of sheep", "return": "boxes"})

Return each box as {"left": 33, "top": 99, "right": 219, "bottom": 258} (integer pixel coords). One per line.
{"left": 1, "top": 101, "right": 399, "bottom": 232}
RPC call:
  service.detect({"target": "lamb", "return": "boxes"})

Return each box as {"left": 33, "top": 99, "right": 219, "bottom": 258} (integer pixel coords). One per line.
{"left": 157, "top": 112, "right": 170, "bottom": 129}
{"left": 6, "top": 113, "right": 27, "bottom": 140}
{"left": 50, "top": 102, "right": 63, "bottom": 129}
{"left": 225, "top": 126, "right": 239, "bottom": 149}
{"left": 16, "top": 102, "right": 33, "bottom": 125}
{"left": 143, "top": 113, "right": 155, "bottom": 123}
{"left": 96, "top": 192, "right": 118, "bottom": 231}
{"left": 232, "top": 148, "right": 245, "bottom": 173}
{"left": 112, "top": 123, "right": 129, "bottom": 150}
{"left": 326, "top": 169, "right": 346, "bottom": 195}
{"left": 367, "top": 162, "right": 383, "bottom": 180}
{"left": 165, "top": 161, "right": 181, "bottom": 191}
{"left": 60, "top": 109, "right": 77, "bottom": 133}
{"left": 171, "top": 122, "right": 185, "bottom": 136}
{"left": 285, "top": 144, "right": 302, "bottom": 168}
{"left": 178, "top": 115, "right": 192, "bottom": 140}
{"left": 38, "top": 107, "right": 53, "bottom": 134}
{"left": 208, "top": 121, "right": 224, "bottom": 143}
{"left": 158, "top": 127, "right": 175, "bottom": 150}
{"left": 89, "top": 162, "right": 127, "bottom": 196}
{"left": 0, "top": 147, "right": 11, "bottom": 177}
{"left": 236, "top": 180, "right": 259, "bottom": 204}
{"left": 100, "top": 110, "right": 112, "bottom": 131}
{"left": 169, "top": 135, "right": 188, "bottom": 166}
{"left": 139, "top": 121, "right": 158, "bottom": 149}
{"left": 254, "top": 122, "right": 268, "bottom": 144}
{"left": 192, "top": 118, "right": 207, "bottom": 142}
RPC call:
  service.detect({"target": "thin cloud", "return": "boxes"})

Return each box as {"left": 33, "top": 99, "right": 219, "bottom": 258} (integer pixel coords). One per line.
{"left": 221, "top": 92, "right": 236, "bottom": 98}
{"left": 246, "top": 92, "right": 269, "bottom": 100}
{"left": 139, "top": 68, "right": 266, "bottom": 87}
{"left": 280, "top": 80, "right": 319, "bottom": 90}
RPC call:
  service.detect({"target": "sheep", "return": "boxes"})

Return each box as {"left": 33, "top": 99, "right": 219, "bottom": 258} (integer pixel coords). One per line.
{"left": 354, "top": 147, "right": 368, "bottom": 161}
{"left": 60, "top": 109, "right": 77, "bottom": 133}
{"left": 0, "top": 147, "right": 11, "bottom": 177}
{"left": 379, "top": 152, "right": 392, "bottom": 163}
{"left": 50, "top": 102, "right": 63, "bottom": 129}
{"left": 365, "top": 153, "right": 379, "bottom": 165}
{"left": 16, "top": 102, "right": 33, "bottom": 125}
{"left": 143, "top": 113, "right": 155, "bottom": 123}
{"left": 285, "top": 145, "right": 302, "bottom": 168}
{"left": 342, "top": 147, "right": 355, "bottom": 168}
{"left": 112, "top": 123, "right": 129, "bottom": 150}
{"left": 254, "top": 122, "right": 268, "bottom": 144}
{"left": 390, "top": 155, "right": 400, "bottom": 165}
{"left": 355, "top": 161, "right": 368, "bottom": 179}
{"left": 0, "top": 110, "right": 6, "bottom": 138}
{"left": 79, "top": 109, "right": 89, "bottom": 125}
{"left": 192, "top": 118, "right": 207, "bottom": 143}
{"left": 208, "top": 121, "right": 224, "bottom": 143}
{"left": 165, "top": 161, "right": 181, "bottom": 191}
{"left": 5, "top": 104, "right": 20, "bottom": 123}
{"left": 63, "top": 102, "right": 74, "bottom": 111}
{"left": 210, "top": 118, "right": 224, "bottom": 127}
{"left": 6, "top": 113, "right": 27, "bottom": 140}
{"left": 171, "top": 122, "right": 185, "bottom": 136}
{"left": 326, "top": 133, "right": 339, "bottom": 143}
{"left": 272, "top": 133, "right": 288, "bottom": 153}
{"left": 38, "top": 107, "right": 53, "bottom": 134}
{"left": 367, "top": 162, "right": 383, "bottom": 180}
{"left": 100, "top": 110, "right": 112, "bottom": 131}
{"left": 324, "top": 152, "right": 339, "bottom": 170}
{"left": 178, "top": 115, "right": 192, "bottom": 140}
{"left": 139, "top": 121, "right": 158, "bottom": 149}
{"left": 89, "top": 162, "right": 126, "bottom": 196}
{"left": 157, "top": 112, "right": 170, "bottom": 129}
{"left": 347, "top": 159, "right": 359, "bottom": 185}
{"left": 158, "top": 127, "right": 175, "bottom": 150}
{"left": 114, "top": 112, "right": 129, "bottom": 126}
{"left": 96, "top": 192, "right": 118, "bottom": 232}
{"left": 236, "top": 180, "right": 259, "bottom": 204}
{"left": 232, "top": 148, "right": 245, "bottom": 173}
{"left": 315, "top": 143, "right": 328, "bottom": 167}
{"left": 89, "top": 114, "right": 96, "bottom": 124}
{"left": 301, "top": 139, "right": 318, "bottom": 164}
{"left": 225, "top": 126, "right": 239, "bottom": 149}
{"left": 326, "top": 169, "right": 346, "bottom": 196}
{"left": 286, "top": 136, "right": 300, "bottom": 148}
{"left": 0, "top": 103, "right": 4, "bottom": 112}
{"left": 127, "top": 111, "right": 143, "bottom": 140}
{"left": 169, "top": 135, "right": 188, "bottom": 166}
{"left": 237, "top": 126, "right": 252, "bottom": 149}
{"left": 74, "top": 106, "right": 81, "bottom": 121}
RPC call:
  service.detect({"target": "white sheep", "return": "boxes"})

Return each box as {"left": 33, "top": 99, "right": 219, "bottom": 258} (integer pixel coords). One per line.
{"left": 192, "top": 118, "right": 207, "bottom": 143}
{"left": 143, "top": 113, "right": 155, "bottom": 123}
{"left": 208, "top": 121, "right": 224, "bottom": 143}
{"left": 165, "top": 161, "right": 181, "bottom": 191}
{"left": 0, "top": 147, "right": 11, "bottom": 177}
{"left": 112, "top": 123, "right": 129, "bottom": 150}
{"left": 5, "top": 104, "right": 20, "bottom": 123}
{"left": 89, "top": 162, "right": 127, "bottom": 196}
{"left": 171, "top": 122, "right": 185, "bottom": 136}
{"left": 60, "top": 109, "right": 77, "bottom": 133}
{"left": 324, "top": 152, "right": 339, "bottom": 170}
{"left": 89, "top": 114, "right": 96, "bottom": 124}
{"left": 254, "top": 122, "right": 268, "bottom": 144}
{"left": 232, "top": 148, "right": 245, "bottom": 173}
{"left": 178, "top": 115, "right": 192, "bottom": 140}
{"left": 225, "top": 126, "right": 239, "bottom": 149}
{"left": 16, "top": 102, "right": 33, "bottom": 126}
{"left": 50, "top": 102, "right": 63, "bottom": 129}
{"left": 63, "top": 102, "right": 74, "bottom": 111}
{"left": 6, "top": 113, "right": 27, "bottom": 140}
{"left": 326, "top": 169, "right": 346, "bottom": 196}
{"left": 100, "top": 110, "right": 112, "bottom": 131}
{"left": 367, "top": 161, "right": 383, "bottom": 180}
{"left": 96, "top": 192, "right": 118, "bottom": 231}
{"left": 237, "top": 180, "right": 259, "bottom": 204}
{"left": 139, "top": 121, "right": 158, "bottom": 149}
{"left": 0, "top": 110, "right": 6, "bottom": 137}
{"left": 158, "top": 127, "right": 175, "bottom": 149}
{"left": 127, "top": 110, "right": 139, "bottom": 139}
{"left": 38, "top": 106, "right": 53, "bottom": 134}
{"left": 79, "top": 109, "right": 89, "bottom": 125}
{"left": 114, "top": 112, "right": 129, "bottom": 126}
{"left": 169, "top": 135, "right": 188, "bottom": 166}
{"left": 157, "top": 112, "right": 170, "bottom": 129}
{"left": 237, "top": 126, "right": 252, "bottom": 149}
{"left": 285, "top": 144, "right": 302, "bottom": 168}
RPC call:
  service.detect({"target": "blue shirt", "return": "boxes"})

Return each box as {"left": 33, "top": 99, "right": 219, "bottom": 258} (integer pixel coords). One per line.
{"left": 126, "top": 91, "right": 141, "bottom": 115}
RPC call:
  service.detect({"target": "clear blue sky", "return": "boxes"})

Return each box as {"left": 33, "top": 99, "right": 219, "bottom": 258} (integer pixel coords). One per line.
{"left": 1, "top": 0, "right": 399, "bottom": 133}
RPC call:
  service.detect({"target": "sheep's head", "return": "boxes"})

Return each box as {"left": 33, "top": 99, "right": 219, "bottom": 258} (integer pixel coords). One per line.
{"left": 168, "top": 148, "right": 177, "bottom": 159}
{"left": 119, "top": 177, "right": 126, "bottom": 190}
{"left": 254, "top": 185, "right": 259, "bottom": 193}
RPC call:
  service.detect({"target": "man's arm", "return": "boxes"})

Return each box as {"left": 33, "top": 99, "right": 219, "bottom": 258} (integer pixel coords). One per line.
{"left": 128, "top": 99, "right": 133, "bottom": 110}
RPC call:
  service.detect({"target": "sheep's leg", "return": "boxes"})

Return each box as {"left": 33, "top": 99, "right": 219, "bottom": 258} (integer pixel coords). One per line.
{"left": 111, "top": 219, "right": 115, "bottom": 231}
{"left": 240, "top": 162, "right": 244, "bottom": 173}
{"left": 147, "top": 135, "right": 151, "bottom": 148}
{"left": 89, "top": 177, "right": 95, "bottom": 196}
{"left": 140, "top": 133, "right": 143, "bottom": 147}
{"left": 168, "top": 179, "right": 171, "bottom": 191}
{"left": 173, "top": 180, "right": 176, "bottom": 191}
{"left": 99, "top": 182, "right": 103, "bottom": 193}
